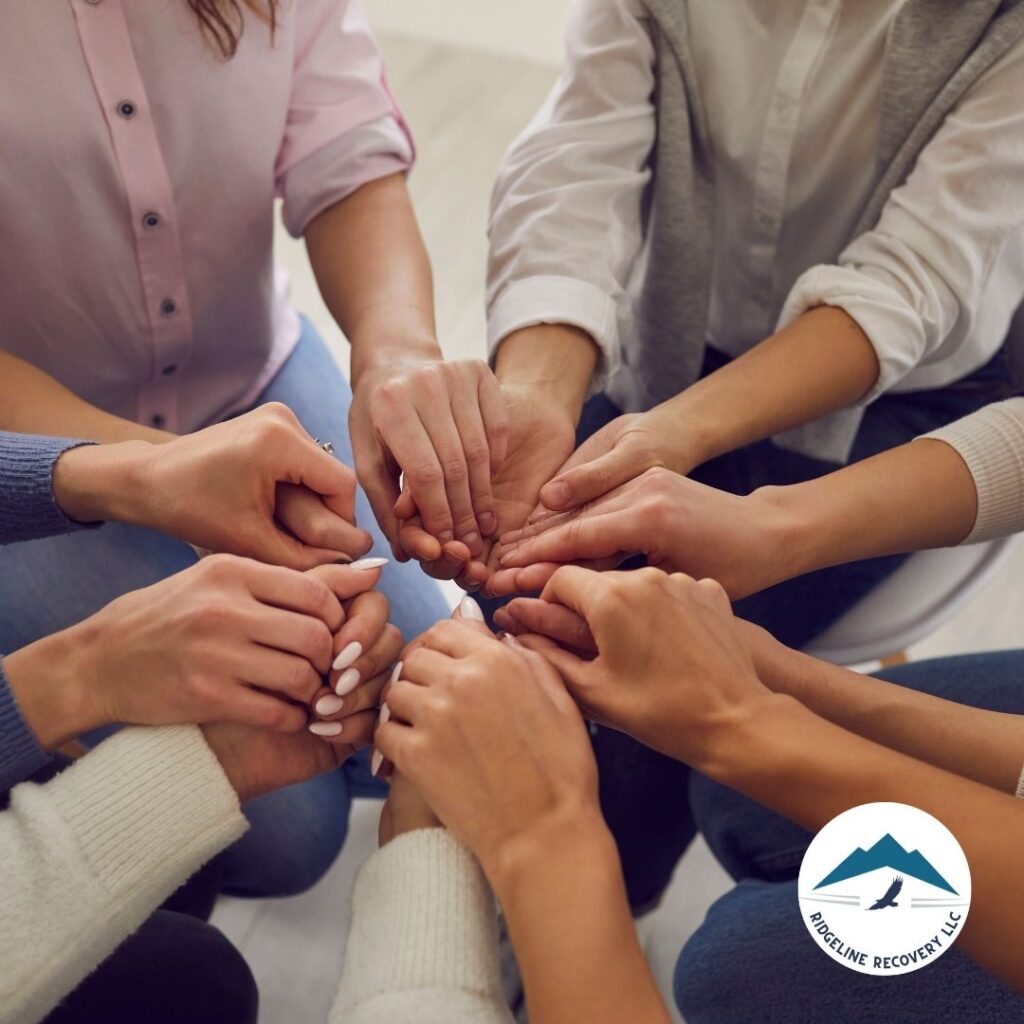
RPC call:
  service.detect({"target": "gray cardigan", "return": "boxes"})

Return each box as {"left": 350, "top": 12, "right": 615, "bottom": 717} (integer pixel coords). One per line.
{"left": 622, "top": 0, "right": 1024, "bottom": 464}
{"left": 0, "top": 432, "right": 95, "bottom": 791}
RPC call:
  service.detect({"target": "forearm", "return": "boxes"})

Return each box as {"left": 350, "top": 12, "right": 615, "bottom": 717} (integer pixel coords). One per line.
{"left": 486, "top": 813, "right": 669, "bottom": 1024}
{"left": 667, "top": 306, "right": 879, "bottom": 469}
{"left": 0, "top": 353, "right": 172, "bottom": 444}
{"left": 305, "top": 174, "right": 440, "bottom": 386}
{"left": 741, "top": 627, "right": 1024, "bottom": 794}
{"left": 493, "top": 324, "right": 600, "bottom": 426}
{"left": 703, "top": 695, "right": 1024, "bottom": 990}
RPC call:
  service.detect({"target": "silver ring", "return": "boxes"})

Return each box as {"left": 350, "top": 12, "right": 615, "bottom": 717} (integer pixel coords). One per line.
{"left": 313, "top": 437, "right": 335, "bottom": 456}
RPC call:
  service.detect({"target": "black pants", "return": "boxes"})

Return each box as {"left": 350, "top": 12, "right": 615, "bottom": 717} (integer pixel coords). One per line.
{"left": 5, "top": 757, "right": 257, "bottom": 1024}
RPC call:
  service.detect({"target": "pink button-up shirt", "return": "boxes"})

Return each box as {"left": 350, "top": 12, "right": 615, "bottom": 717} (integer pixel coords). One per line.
{"left": 1, "top": 0, "right": 413, "bottom": 433}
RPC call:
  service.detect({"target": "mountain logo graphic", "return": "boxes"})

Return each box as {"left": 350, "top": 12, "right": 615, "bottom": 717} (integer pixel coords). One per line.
{"left": 814, "top": 833, "right": 957, "bottom": 894}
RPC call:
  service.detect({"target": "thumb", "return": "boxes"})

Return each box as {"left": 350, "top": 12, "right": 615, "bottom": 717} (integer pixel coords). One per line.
{"left": 539, "top": 443, "right": 639, "bottom": 512}
{"left": 452, "top": 594, "right": 494, "bottom": 636}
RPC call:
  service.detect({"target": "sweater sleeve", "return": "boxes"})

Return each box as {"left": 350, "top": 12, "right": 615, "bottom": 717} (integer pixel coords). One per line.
{"left": 0, "top": 659, "right": 49, "bottom": 793}
{"left": 330, "top": 828, "right": 514, "bottom": 1024}
{"left": 0, "top": 433, "right": 99, "bottom": 545}
{"left": 0, "top": 725, "right": 247, "bottom": 1024}
{"left": 922, "top": 397, "right": 1024, "bottom": 544}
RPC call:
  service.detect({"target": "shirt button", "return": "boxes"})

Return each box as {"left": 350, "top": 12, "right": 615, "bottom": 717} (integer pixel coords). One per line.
{"left": 162, "top": 364, "right": 178, "bottom": 376}
{"left": 116, "top": 100, "right": 137, "bottom": 119}
{"left": 159, "top": 298, "right": 178, "bottom": 317}
{"left": 83, "top": 0, "right": 103, "bottom": 5}
{"left": 151, "top": 414, "right": 167, "bottom": 429}
{"left": 142, "top": 211, "right": 162, "bottom": 229}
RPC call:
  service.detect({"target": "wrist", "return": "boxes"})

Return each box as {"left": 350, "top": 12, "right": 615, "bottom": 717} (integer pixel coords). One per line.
{"left": 199, "top": 726, "right": 252, "bottom": 801}
{"left": 2, "top": 622, "right": 106, "bottom": 750}
{"left": 52, "top": 440, "right": 156, "bottom": 526}
{"left": 742, "top": 484, "right": 817, "bottom": 590}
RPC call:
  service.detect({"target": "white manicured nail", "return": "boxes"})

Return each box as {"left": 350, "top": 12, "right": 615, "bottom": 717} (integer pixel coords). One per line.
{"left": 309, "top": 721, "right": 343, "bottom": 738}
{"left": 349, "top": 557, "right": 389, "bottom": 572}
{"left": 370, "top": 749, "right": 385, "bottom": 777}
{"left": 335, "top": 667, "right": 361, "bottom": 696}
{"left": 370, "top": 703, "right": 391, "bottom": 778}
{"left": 389, "top": 661, "right": 403, "bottom": 684}
{"left": 379, "top": 702, "right": 392, "bottom": 725}
{"left": 333, "top": 641, "right": 362, "bottom": 671}
{"left": 315, "top": 694, "right": 345, "bottom": 716}
{"left": 458, "top": 595, "right": 485, "bottom": 622}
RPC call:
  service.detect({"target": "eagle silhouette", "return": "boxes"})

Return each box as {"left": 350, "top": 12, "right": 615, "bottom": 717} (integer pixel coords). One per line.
{"left": 867, "top": 875, "right": 903, "bottom": 910}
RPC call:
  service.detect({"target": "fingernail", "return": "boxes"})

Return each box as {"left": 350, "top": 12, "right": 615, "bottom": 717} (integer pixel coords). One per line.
{"left": 479, "top": 511, "right": 496, "bottom": 536}
{"left": 439, "top": 530, "right": 454, "bottom": 544}
{"left": 335, "top": 668, "right": 361, "bottom": 696}
{"left": 462, "top": 531, "right": 480, "bottom": 548}
{"left": 379, "top": 702, "right": 392, "bottom": 725}
{"left": 501, "top": 632, "right": 522, "bottom": 647}
{"left": 543, "top": 481, "right": 571, "bottom": 508}
{"left": 334, "top": 554, "right": 353, "bottom": 564}
{"left": 315, "top": 694, "right": 345, "bottom": 716}
{"left": 309, "top": 721, "right": 343, "bottom": 737}
{"left": 348, "top": 557, "right": 389, "bottom": 572}
{"left": 333, "top": 641, "right": 363, "bottom": 671}
{"left": 370, "top": 702, "right": 392, "bottom": 777}
{"left": 390, "top": 661, "right": 403, "bottom": 684}
{"left": 458, "top": 595, "right": 485, "bottom": 622}
{"left": 370, "top": 749, "right": 385, "bottom": 777}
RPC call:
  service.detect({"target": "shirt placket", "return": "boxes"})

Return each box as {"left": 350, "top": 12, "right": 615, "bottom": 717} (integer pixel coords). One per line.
{"left": 70, "top": 0, "right": 195, "bottom": 433}
{"left": 745, "top": 0, "right": 840, "bottom": 333}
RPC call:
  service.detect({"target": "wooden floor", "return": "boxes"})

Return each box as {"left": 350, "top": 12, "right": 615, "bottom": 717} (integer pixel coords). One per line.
{"left": 214, "top": 29, "right": 1024, "bottom": 1024}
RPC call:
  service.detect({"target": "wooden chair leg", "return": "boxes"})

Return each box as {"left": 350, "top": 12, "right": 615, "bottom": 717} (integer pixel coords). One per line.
{"left": 880, "top": 651, "right": 910, "bottom": 668}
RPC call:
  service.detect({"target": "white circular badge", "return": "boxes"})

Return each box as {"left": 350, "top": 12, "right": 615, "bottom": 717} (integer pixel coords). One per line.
{"left": 797, "top": 802, "right": 971, "bottom": 976}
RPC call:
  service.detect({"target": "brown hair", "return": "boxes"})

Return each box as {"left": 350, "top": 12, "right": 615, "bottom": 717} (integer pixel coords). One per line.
{"left": 186, "top": 0, "right": 278, "bottom": 59}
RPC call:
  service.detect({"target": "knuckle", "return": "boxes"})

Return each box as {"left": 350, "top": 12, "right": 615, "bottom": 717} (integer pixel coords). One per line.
{"left": 440, "top": 456, "right": 469, "bottom": 484}
{"left": 463, "top": 439, "right": 491, "bottom": 468}
{"left": 376, "top": 379, "right": 405, "bottom": 405}
{"left": 408, "top": 462, "right": 445, "bottom": 489}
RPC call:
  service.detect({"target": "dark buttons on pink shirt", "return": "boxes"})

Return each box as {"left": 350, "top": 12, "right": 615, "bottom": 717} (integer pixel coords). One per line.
{"left": 143, "top": 212, "right": 161, "bottom": 229}
{"left": 162, "top": 364, "right": 178, "bottom": 376}
{"left": 151, "top": 414, "right": 166, "bottom": 429}
{"left": 116, "top": 100, "right": 137, "bottom": 119}
{"left": 159, "top": 298, "right": 177, "bottom": 317}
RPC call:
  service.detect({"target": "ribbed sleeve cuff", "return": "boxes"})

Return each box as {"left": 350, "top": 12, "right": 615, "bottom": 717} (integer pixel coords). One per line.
{"left": 0, "top": 434, "right": 99, "bottom": 544}
{"left": 48, "top": 726, "right": 246, "bottom": 905}
{"left": 0, "top": 659, "right": 50, "bottom": 792}
{"left": 333, "top": 829, "right": 503, "bottom": 1011}
{"left": 923, "top": 399, "right": 1024, "bottom": 544}
{"left": 487, "top": 275, "right": 621, "bottom": 395}
{"left": 1016, "top": 764, "right": 1024, "bottom": 800}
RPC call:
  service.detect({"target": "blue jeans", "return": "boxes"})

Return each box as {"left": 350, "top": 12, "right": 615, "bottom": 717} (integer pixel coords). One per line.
{"left": 575, "top": 345, "right": 1014, "bottom": 912}
{"left": 0, "top": 319, "right": 449, "bottom": 897}
{"left": 676, "top": 650, "right": 1024, "bottom": 1023}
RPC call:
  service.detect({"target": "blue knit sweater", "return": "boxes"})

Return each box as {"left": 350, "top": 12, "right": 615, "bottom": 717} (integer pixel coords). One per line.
{"left": 0, "top": 432, "right": 96, "bottom": 790}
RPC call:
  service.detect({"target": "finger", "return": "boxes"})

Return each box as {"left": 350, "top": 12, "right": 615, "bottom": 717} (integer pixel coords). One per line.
{"left": 451, "top": 594, "right": 493, "bottom": 634}
{"left": 514, "top": 634, "right": 596, "bottom": 712}
{"left": 540, "top": 445, "right": 640, "bottom": 512}
{"left": 416, "top": 397, "right": 481, "bottom": 553}
{"left": 304, "top": 562, "right": 385, "bottom": 605}
{"left": 277, "top": 484, "right": 373, "bottom": 560}
{"left": 477, "top": 370, "right": 509, "bottom": 484}
{"left": 373, "top": 718, "right": 417, "bottom": 776}
{"left": 393, "top": 485, "right": 417, "bottom": 521}
{"left": 329, "top": 592, "right": 393, "bottom": 695}
{"left": 396, "top": 520, "right": 444, "bottom": 563}
{"left": 499, "top": 513, "right": 631, "bottom": 568}
{"left": 410, "top": 618, "right": 497, "bottom": 660}
{"left": 308, "top": 707, "right": 378, "bottom": 753}
{"left": 497, "top": 597, "right": 597, "bottom": 654}
{"left": 451, "top": 383, "right": 495, "bottom": 550}
{"left": 401, "top": 646, "right": 461, "bottom": 686}
{"left": 221, "top": 688, "right": 309, "bottom": 733}
{"left": 353, "top": 436, "right": 402, "bottom": 551}
{"left": 330, "top": 621, "right": 403, "bottom": 700}
{"left": 244, "top": 561, "right": 345, "bottom": 630}
{"left": 311, "top": 655, "right": 391, "bottom": 719}
{"left": 285, "top": 431, "right": 359, "bottom": 519}
{"left": 484, "top": 563, "right": 560, "bottom": 598}
{"left": 382, "top": 676, "right": 433, "bottom": 723}
{"left": 243, "top": 606, "right": 335, "bottom": 674}
{"left": 454, "top": 559, "right": 491, "bottom": 591}
{"left": 232, "top": 644, "right": 325, "bottom": 702}
{"left": 537, "top": 565, "right": 605, "bottom": 622}
{"left": 382, "top": 413, "right": 455, "bottom": 544}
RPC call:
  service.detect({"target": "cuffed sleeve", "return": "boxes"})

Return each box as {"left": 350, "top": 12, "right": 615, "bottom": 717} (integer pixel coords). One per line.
{"left": 331, "top": 828, "right": 512, "bottom": 1024}
{"left": 923, "top": 398, "right": 1024, "bottom": 544}
{"left": 276, "top": 0, "right": 415, "bottom": 238}
{"left": 0, "top": 434, "right": 98, "bottom": 545}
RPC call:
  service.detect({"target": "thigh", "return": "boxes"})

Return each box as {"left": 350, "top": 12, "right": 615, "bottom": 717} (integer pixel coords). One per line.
{"left": 674, "top": 880, "right": 1023, "bottom": 1024}
{"left": 0, "top": 523, "right": 196, "bottom": 653}
{"left": 691, "top": 649, "right": 1024, "bottom": 884}
{"left": 44, "top": 911, "right": 258, "bottom": 1024}
{"left": 255, "top": 319, "right": 449, "bottom": 642}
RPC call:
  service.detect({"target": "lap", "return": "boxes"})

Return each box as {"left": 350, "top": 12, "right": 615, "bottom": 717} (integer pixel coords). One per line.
{"left": 674, "top": 879, "right": 1023, "bottom": 1024}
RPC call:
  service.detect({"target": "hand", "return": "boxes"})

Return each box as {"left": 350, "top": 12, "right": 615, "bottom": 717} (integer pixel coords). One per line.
{"left": 377, "top": 771, "right": 442, "bottom": 846}
{"left": 4, "top": 558, "right": 385, "bottom": 749}
{"left": 513, "top": 566, "right": 773, "bottom": 770}
{"left": 399, "top": 383, "right": 577, "bottom": 588}
{"left": 489, "top": 467, "right": 794, "bottom": 599}
{"left": 54, "top": 403, "right": 372, "bottom": 569}
{"left": 203, "top": 711, "right": 377, "bottom": 803}
{"left": 533, "top": 403, "right": 705, "bottom": 519}
{"left": 374, "top": 619, "right": 600, "bottom": 874}
{"left": 349, "top": 358, "right": 509, "bottom": 558}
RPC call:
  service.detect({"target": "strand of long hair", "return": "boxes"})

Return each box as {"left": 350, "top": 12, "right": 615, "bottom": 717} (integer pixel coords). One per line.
{"left": 186, "top": 0, "right": 278, "bottom": 59}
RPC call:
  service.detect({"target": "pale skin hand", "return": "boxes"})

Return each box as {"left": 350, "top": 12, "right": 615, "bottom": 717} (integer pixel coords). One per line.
{"left": 3, "top": 560, "right": 384, "bottom": 750}
{"left": 530, "top": 306, "right": 879, "bottom": 518}
{"left": 374, "top": 617, "right": 669, "bottom": 1024}
{"left": 306, "top": 175, "right": 510, "bottom": 559}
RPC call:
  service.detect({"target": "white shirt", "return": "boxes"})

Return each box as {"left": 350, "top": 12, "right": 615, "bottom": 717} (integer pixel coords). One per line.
{"left": 487, "top": 0, "right": 1024, "bottom": 409}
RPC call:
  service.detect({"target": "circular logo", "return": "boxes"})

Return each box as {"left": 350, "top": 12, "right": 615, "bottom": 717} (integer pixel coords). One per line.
{"left": 798, "top": 802, "right": 971, "bottom": 976}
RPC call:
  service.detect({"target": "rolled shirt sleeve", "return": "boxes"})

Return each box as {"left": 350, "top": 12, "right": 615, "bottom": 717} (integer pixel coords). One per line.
{"left": 778, "top": 39, "right": 1024, "bottom": 403}
{"left": 486, "top": 0, "right": 656, "bottom": 393}
{"left": 276, "top": 0, "right": 415, "bottom": 237}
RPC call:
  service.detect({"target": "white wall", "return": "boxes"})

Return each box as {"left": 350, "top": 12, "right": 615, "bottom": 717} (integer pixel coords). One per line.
{"left": 363, "top": 0, "right": 570, "bottom": 65}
